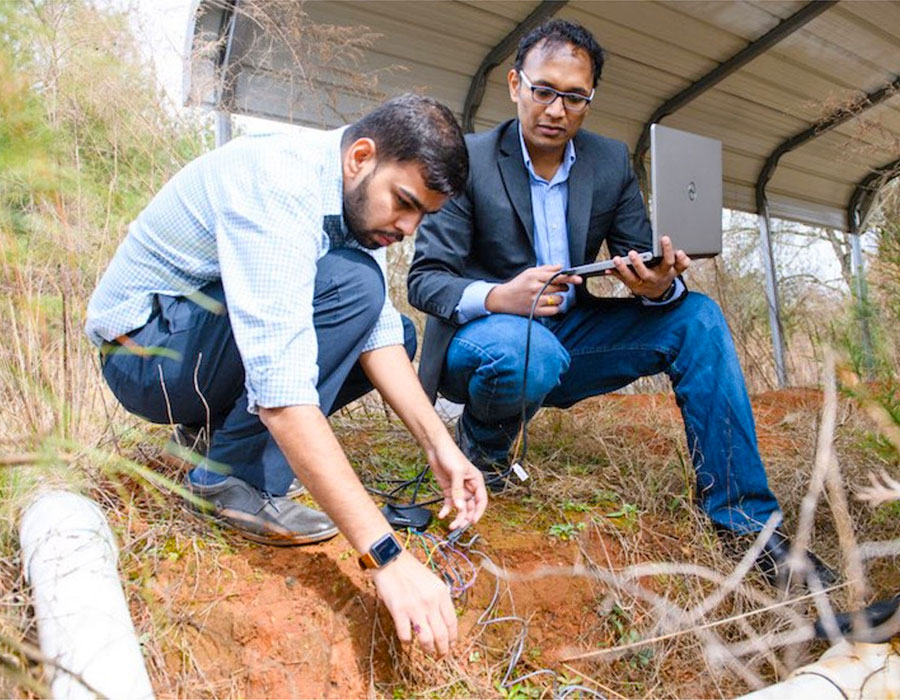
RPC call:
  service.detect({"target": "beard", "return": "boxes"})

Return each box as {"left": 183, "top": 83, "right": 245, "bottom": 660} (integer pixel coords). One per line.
{"left": 343, "top": 173, "right": 399, "bottom": 250}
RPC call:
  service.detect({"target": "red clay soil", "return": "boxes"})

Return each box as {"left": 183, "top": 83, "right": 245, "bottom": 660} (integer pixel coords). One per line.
{"left": 148, "top": 390, "right": 826, "bottom": 698}
{"left": 150, "top": 520, "right": 617, "bottom": 698}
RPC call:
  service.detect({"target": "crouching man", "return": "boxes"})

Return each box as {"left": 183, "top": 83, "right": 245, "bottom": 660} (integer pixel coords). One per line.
{"left": 87, "top": 94, "right": 487, "bottom": 655}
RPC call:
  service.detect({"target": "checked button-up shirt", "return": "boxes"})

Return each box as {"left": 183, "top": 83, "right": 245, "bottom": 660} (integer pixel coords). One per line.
{"left": 86, "top": 127, "right": 404, "bottom": 413}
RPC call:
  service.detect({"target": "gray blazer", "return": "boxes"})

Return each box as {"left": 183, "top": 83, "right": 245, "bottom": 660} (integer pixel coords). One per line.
{"left": 408, "top": 118, "right": 653, "bottom": 402}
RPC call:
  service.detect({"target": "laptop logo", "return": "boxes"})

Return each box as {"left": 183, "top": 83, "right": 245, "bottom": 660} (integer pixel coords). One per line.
{"left": 688, "top": 181, "right": 697, "bottom": 201}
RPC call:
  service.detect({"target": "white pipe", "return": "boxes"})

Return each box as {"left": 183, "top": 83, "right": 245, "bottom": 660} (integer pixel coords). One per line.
{"left": 19, "top": 491, "right": 154, "bottom": 700}
{"left": 740, "top": 639, "right": 900, "bottom": 700}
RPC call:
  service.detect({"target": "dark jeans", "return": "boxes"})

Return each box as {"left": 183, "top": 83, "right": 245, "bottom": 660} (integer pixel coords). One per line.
{"left": 440, "top": 292, "right": 781, "bottom": 534}
{"left": 101, "top": 248, "right": 416, "bottom": 495}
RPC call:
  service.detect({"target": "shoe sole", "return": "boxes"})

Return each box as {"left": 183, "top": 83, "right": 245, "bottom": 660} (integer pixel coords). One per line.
{"left": 233, "top": 524, "right": 339, "bottom": 546}
{"left": 187, "top": 501, "right": 339, "bottom": 546}
{"left": 215, "top": 508, "right": 339, "bottom": 546}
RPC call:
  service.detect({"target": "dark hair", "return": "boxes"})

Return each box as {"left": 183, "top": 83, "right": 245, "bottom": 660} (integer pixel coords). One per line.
{"left": 514, "top": 19, "right": 605, "bottom": 88}
{"left": 342, "top": 94, "right": 468, "bottom": 197}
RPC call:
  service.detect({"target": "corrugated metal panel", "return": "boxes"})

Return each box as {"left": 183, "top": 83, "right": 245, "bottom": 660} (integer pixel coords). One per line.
{"left": 185, "top": 0, "right": 900, "bottom": 231}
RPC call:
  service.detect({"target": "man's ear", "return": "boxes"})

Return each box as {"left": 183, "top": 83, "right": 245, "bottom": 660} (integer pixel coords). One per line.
{"left": 344, "top": 137, "right": 377, "bottom": 178}
{"left": 507, "top": 68, "right": 520, "bottom": 104}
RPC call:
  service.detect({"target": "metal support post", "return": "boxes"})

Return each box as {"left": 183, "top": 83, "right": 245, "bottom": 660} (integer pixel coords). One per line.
{"left": 850, "top": 219, "right": 875, "bottom": 378}
{"left": 757, "top": 206, "right": 788, "bottom": 387}
{"left": 215, "top": 110, "right": 233, "bottom": 147}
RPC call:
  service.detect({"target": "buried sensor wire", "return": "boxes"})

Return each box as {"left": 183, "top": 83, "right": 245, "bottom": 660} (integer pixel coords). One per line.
{"left": 469, "top": 545, "right": 606, "bottom": 699}
{"left": 405, "top": 530, "right": 479, "bottom": 599}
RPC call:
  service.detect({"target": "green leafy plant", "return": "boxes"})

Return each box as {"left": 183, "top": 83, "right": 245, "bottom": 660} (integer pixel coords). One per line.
{"left": 548, "top": 521, "right": 586, "bottom": 540}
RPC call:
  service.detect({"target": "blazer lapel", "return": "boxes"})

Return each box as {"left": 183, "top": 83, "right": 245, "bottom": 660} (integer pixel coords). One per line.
{"left": 498, "top": 123, "right": 535, "bottom": 247}
{"left": 566, "top": 138, "right": 592, "bottom": 267}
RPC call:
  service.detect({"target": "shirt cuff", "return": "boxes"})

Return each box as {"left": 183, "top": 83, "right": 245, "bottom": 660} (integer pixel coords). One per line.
{"left": 245, "top": 376, "right": 320, "bottom": 415}
{"left": 455, "top": 280, "right": 499, "bottom": 324}
{"left": 640, "top": 277, "right": 686, "bottom": 307}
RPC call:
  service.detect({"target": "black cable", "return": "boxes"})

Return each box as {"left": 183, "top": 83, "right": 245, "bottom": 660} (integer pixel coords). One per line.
{"left": 515, "top": 271, "right": 568, "bottom": 468}
{"left": 368, "top": 271, "right": 567, "bottom": 504}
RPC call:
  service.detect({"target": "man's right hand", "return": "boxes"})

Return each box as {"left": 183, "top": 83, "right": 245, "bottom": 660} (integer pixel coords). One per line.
{"left": 372, "top": 550, "right": 458, "bottom": 656}
{"left": 485, "top": 264, "right": 582, "bottom": 317}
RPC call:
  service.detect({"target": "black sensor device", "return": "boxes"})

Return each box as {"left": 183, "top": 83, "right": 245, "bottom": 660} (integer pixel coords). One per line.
{"left": 381, "top": 503, "right": 433, "bottom": 532}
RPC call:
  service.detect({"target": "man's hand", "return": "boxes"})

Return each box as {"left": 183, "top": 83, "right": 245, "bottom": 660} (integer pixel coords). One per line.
{"left": 608, "top": 236, "right": 690, "bottom": 299}
{"left": 261, "top": 405, "right": 456, "bottom": 654}
{"left": 427, "top": 439, "right": 488, "bottom": 530}
{"left": 373, "top": 550, "right": 458, "bottom": 656}
{"left": 486, "top": 265, "right": 583, "bottom": 317}
{"left": 358, "top": 346, "right": 489, "bottom": 530}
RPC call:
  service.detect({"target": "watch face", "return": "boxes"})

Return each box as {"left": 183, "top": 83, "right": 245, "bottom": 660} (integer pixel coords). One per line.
{"left": 372, "top": 534, "right": 402, "bottom": 565}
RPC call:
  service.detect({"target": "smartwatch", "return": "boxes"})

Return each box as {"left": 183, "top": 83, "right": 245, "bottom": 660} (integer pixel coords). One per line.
{"left": 358, "top": 533, "right": 403, "bottom": 570}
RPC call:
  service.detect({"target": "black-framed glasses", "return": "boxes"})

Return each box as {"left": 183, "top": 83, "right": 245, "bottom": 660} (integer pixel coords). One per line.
{"left": 519, "top": 71, "right": 594, "bottom": 113}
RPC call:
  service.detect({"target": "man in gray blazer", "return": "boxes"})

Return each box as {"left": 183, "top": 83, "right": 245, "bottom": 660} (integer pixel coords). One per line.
{"left": 409, "top": 19, "right": 833, "bottom": 588}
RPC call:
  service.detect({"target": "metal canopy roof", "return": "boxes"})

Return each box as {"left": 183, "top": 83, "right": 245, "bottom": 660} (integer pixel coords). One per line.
{"left": 186, "top": 0, "right": 900, "bottom": 233}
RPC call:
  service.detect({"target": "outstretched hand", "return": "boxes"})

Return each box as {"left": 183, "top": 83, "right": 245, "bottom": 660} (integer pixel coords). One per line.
{"left": 373, "top": 551, "right": 458, "bottom": 656}
{"left": 428, "top": 439, "right": 488, "bottom": 530}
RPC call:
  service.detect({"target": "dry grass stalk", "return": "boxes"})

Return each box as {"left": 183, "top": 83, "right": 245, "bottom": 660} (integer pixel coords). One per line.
{"left": 857, "top": 469, "right": 900, "bottom": 506}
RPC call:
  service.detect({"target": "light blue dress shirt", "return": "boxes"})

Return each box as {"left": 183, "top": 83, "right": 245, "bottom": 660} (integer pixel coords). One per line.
{"left": 86, "top": 127, "right": 404, "bottom": 413}
{"left": 456, "top": 127, "right": 576, "bottom": 322}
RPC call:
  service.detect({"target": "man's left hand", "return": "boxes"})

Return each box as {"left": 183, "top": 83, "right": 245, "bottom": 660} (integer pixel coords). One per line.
{"left": 608, "top": 235, "right": 690, "bottom": 299}
{"left": 428, "top": 441, "right": 488, "bottom": 530}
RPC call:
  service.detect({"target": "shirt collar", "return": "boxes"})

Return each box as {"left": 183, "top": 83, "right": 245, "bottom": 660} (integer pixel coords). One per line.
{"left": 321, "top": 125, "right": 348, "bottom": 217}
{"left": 320, "top": 126, "right": 350, "bottom": 244}
{"left": 517, "top": 121, "right": 577, "bottom": 185}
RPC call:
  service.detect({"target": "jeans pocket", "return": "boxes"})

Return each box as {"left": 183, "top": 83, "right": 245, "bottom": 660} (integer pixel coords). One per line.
{"left": 157, "top": 283, "right": 226, "bottom": 334}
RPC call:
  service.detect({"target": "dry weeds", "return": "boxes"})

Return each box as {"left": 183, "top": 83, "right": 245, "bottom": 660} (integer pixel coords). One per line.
{"left": 2, "top": 2, "right": 899, "bottom": 698}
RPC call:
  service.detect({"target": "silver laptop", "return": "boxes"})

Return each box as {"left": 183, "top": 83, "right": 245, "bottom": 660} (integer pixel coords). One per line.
{"left": 565, "top": 123, "right": 722, "bottom": 277}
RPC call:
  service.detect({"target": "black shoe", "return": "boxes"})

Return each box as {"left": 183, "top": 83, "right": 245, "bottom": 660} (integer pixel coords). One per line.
{"left": 721, "top": 529, "right": 838, "bottom": 590}
{"left": 814, "top": 596, "right": 900, "bottom": 642}
{"left": 757, "top": 531, "right": 838, "bottom": 590}
{"left": 186, "top": 476, "right": 337, "bottom": 546}
{"left": 454, "top": 421, "right": 510, "bottom": 493}
{"left": 815, "top": 596, "right": 900, "bottom": 644}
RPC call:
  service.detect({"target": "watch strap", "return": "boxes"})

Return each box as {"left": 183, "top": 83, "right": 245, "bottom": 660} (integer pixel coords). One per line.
{"left": 647, "top": 280, "right": 677, "bottom": 303}
{"left": 359, "top": 550, "right": 380, "bottom": 570}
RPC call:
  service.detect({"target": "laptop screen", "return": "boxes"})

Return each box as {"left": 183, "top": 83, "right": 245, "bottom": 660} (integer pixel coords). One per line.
{"left": 650, "top": 124, "right": 723, "bottom": 259}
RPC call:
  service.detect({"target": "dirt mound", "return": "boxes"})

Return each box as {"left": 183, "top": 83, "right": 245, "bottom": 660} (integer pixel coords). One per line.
{"left": 145, "top": 388, "right": 876, "bottom": 699}
{"left": 150, "top": 519, "right": 625, "bottom": 698}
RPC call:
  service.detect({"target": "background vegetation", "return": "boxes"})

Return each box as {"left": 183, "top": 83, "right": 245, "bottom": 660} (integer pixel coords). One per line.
{"left": 1, "top": 1, "right": 898, "bottom": 697}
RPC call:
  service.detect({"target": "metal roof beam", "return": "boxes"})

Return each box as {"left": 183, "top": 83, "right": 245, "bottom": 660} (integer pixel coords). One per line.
{"left": 756, "top": 75, "right": 900, "bottom": 218}
{"left": 215, "top": 0, "right": 239, "bottom": 113}
{"left": 632, "top": 0, "right": 836, "bottom": 188}
{"left": 461, "top": 0, "right": 567, "bottom": 133}
{"left": 849, "top": 157, "right": 900, "bottom": 235}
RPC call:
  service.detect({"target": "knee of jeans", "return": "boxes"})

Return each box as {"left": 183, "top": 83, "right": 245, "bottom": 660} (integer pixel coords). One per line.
{"left": 682, "top": 293, "right": 728, "bottom": 337}
{"left": 401, "top": 315, "right": 417, "bottom": 361}
{"left": 491, "top": 333, "right": 568, "bottom": 403}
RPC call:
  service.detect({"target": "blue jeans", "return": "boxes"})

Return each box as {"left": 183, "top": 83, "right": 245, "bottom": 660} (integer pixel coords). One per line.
{"left": 440, "top": 293, "right": 781, "bottom": 534}
{"left": 101, "top": 248, "right": 416, "bottom": 495}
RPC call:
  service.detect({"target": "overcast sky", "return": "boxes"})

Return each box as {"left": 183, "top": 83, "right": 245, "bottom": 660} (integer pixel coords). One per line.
{"left": 132, "top": 0, "right": 192, "bottom": 107}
